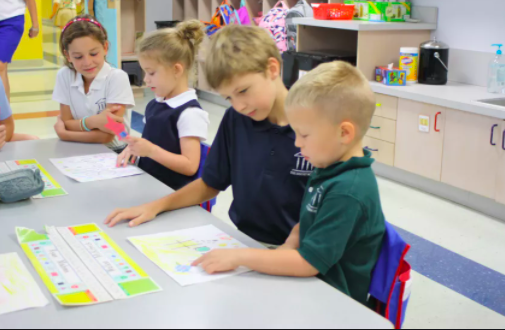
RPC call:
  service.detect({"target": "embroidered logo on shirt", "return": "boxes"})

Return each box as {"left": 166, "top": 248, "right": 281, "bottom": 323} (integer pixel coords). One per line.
{"left": 307, "top": 186, "right": 324, "bottom": 213}
{"left": 96, "top": 98, "right": 107, "bottom": 113}
{"left": 291, "top": 152, "right": 314, "bottom": 177}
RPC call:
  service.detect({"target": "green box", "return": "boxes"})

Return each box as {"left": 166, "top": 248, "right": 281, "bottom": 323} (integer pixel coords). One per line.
{"left": 345, "top": 1, "right": 412, "bottom": 22}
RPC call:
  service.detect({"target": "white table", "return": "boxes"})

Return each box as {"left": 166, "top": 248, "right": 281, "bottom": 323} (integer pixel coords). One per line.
{"left": 0, "top": 139, "right": 392, "bottom": 329}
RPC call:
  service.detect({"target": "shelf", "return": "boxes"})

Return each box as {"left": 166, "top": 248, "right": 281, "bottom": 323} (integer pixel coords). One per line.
{"left": 293, "top": 18, "right": 437, "bottom": 31}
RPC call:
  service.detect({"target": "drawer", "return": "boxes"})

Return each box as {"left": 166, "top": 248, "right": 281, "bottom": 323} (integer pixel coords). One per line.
{"left": 363, "top": 136, "right": 395, "bottom": 166}
{"left": 375, "top": 93, "right": 398, "bottom": 120}
{"left": 366, "top": 116, "right": 397, "bottom": 144}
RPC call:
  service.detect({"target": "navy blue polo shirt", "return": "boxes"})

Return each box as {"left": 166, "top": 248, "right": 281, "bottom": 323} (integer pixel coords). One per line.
{"left": 139, "top": 96, "right": 203, "bottom": 190}
{"left": 202, "top": 108, "right": 313, "bottom": 245}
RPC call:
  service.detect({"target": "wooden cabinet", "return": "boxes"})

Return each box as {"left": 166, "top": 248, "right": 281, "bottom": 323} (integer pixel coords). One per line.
{"left": 364, "top": 136, "right": 395, "bottom": 166}
{"left": 394, "top": 99, "right": 446, "bottom": 181}
{"left": 441, "top": 109, "right": 502, "bottom": 199}
{"left": 374, "top": 94, "right": 398, "bottom": 120}
{"left": 495, "top": 122, "right": 505, "bottom": 204}
{"left": 367, "top": 116, "right": 397, "bottom": 144}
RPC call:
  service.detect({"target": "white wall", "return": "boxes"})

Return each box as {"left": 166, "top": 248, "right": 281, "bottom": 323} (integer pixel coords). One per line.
{"left": 145, "top": 0, "right": 173, "bottom": 32}
{"left": 412, "top": 0, "right": 505, "bottom": 54}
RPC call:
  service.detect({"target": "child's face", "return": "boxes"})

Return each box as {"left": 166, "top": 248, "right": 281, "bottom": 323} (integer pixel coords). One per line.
{"left": 288, "top": 105, "right": 355, "bottom": 169}
{"left": 217, "top": 70, "right": 278, "bottom": 122}
{"left": 66, "top": 37, "right": 108, "bottom": 80}
{"left": 140, "top": 56, "right": 179, "bottom": 99}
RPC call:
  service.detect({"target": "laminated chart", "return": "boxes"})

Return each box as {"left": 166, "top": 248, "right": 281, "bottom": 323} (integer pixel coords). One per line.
{"left": 128, "top": 225, "right": 251, "bottom": 287}
{"left": 2, "top": 160, "right": 67, "bottom": 198}
{"left": 17, "top": 224, "right": 161, "bottom": 306}
{"left": 0, "top": 253, "right": 49, "bottom": 315}
{"left": 50, "top": 153, "right": 144, "bottom": 183}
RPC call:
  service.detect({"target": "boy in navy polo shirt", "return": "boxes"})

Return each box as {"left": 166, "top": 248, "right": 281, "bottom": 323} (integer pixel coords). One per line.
{"left": 106, "top": 26, "right": 312, "bottom": 246}
{"left": 193, "top": 62, "right": 386, "bottom": 307}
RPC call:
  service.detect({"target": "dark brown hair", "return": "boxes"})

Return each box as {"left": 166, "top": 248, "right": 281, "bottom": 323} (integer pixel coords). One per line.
{"left": 59, "top": 14, "right": 109, "bottom": 70}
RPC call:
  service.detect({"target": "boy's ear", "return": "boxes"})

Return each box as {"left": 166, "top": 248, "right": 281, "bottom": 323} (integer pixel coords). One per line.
{"left": 340, "top": 121, "right": 357, "bottom": 145}
{"left": 266, "top": 57, "right": 281, "bottom": 80}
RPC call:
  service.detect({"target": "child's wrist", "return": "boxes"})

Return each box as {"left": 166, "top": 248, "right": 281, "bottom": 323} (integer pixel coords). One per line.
{"left": 147, "top": 143, "right": 158, "bottom": 159}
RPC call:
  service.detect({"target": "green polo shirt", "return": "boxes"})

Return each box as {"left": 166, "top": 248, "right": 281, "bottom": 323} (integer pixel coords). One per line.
{"left": 297, "top": 150, "right": 386, "bottom": 306}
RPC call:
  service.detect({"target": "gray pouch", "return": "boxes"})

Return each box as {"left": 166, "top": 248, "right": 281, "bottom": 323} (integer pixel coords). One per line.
{"left": 0, "top": 169, "right": 45, "bottom": 203}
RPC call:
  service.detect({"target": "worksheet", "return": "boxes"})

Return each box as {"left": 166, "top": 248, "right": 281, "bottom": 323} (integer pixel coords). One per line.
{"left": 50, "top": 153, "right": 144, "bottom": 183}
{"left": 17, "top": 224, "right": 161, "bottom": 306}
{"left": 0, "top": 253, "right": 49, "bottom": 315}
{"left": 3, "top": 159, "right": 67, "bottom": 199}
{"left": 128, "top": 225, "right": 251, "bottom": 287}
{"left": 0, "top": 162, "right": 9, "bottom": 174}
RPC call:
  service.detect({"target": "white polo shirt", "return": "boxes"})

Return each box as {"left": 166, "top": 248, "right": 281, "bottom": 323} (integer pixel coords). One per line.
{"left": 0, "top": 0, "right": 26, "bottom": 21}
{"left": 53, "top": 63, "right": 135, "bottom": 150}
{"left": 148, "top": 89, "right": 209, "bottom": 141}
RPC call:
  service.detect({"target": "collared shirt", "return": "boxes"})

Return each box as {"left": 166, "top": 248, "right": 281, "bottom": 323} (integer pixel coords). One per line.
{"left": 52, "top": 63, "right": 135, "bottom": 149}
{"left": 202, "top": 108, "right": 312, "bottom": 245}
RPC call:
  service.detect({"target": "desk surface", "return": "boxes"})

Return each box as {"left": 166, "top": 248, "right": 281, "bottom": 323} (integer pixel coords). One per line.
{"left": 0, "top": 139, "right": 392, "bottom": 329}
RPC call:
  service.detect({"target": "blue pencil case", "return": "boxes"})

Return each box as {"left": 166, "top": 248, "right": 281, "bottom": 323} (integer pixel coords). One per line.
{"left": 0, "top": 169, "right": 45, "bottom": 203}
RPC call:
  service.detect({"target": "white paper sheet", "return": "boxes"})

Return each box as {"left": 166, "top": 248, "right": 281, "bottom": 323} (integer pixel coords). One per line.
{"left": 0, "top": 162, "right": 10, "bottom": 174}
{"left": 0, "top": 253, "right": 49, "bottom": 315}
{"left": 50, "top": 153, "right": 144, "bottom": 183}
{"left": 128, "top": 225, "right": 251, "bottom": 287}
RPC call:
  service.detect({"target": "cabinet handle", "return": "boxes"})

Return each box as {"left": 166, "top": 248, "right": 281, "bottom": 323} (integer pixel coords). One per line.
{"left": 365, "top": 146, "right": 379, "bottom": 152}
{"left": 503, "top": 130, "right": 505, "bottom": 151}
{"left": 370, "top": 126, "right": 381, "bottom": 130}
{"left": 435, "top": 112, "right": 442, "bottom": 132}
{"left": 491, "top": 124, "right": 499, "bottom": 146}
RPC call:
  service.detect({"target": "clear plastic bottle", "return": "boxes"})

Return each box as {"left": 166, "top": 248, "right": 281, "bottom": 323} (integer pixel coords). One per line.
{"left": 488, "top": 44, "right": 505, "bottom": 94}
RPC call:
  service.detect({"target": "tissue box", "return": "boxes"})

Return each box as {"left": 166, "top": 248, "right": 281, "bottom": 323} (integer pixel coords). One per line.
{"left": 376, "top": 66, "right": 407, "bottom": 86}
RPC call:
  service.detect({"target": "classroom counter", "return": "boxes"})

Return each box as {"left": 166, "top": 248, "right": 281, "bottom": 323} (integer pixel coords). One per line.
{"left": 0, "top": 139, "right": 393, "bottom": 329}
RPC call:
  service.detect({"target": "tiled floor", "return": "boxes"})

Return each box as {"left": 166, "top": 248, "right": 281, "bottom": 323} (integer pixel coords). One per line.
{"left": 5, "top": 28, "right": 505, "bottom": 328}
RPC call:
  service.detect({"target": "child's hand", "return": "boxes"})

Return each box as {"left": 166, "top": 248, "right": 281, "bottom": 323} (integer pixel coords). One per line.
{"left": 0, "top": 125, "right": 6, "bottom": 150}
{"left": 54, "top": 116, "right": 66, "bottom": 135}
{"left": 117, "top": 146, "right": 137, "bottom": 168}
{"left": 105, "top": 205, "right": 158, "bottom": 228}
{"left": 192, "top": 250, "right": 243, "bottom": 275}
{"left": 90, "top": 107, "right": 124, "bottom": 133}
{"left": 126, "top": 136, "right": 156, "bottom": 158}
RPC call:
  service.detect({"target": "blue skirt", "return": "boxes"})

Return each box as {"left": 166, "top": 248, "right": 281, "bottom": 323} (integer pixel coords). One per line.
{"left": 0, "top": 15, "right": 25, "bottom": 63}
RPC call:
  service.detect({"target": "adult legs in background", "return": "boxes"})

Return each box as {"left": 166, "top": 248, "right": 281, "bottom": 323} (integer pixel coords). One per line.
{"left": 0, "top": 15, "right": 26, "bottom": 102}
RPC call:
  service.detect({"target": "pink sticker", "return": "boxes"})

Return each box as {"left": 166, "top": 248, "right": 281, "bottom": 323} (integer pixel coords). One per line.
{"left": 72, "top": 285, "right": 79, "bottom": 289}
{"left": 51, "top": 273, "right": 58, "bottom": 277}
{"left": 104, "top": 116, "right": 128, "bottom": 140}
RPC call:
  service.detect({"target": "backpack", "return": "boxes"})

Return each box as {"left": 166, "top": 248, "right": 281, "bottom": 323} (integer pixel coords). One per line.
{"left": 286, "top": 0, "right": 313, "bottom": 51}
{"left": 204, "top": 0, "right": 241, "bottom": 37}
{"left": 259, "top": 1, "right": 289, "bottom": 53}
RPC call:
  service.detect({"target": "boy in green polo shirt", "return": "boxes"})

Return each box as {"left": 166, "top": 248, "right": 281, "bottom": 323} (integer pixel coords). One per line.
{"left": 193, "top": 61, "right": 386, "bottom": 306}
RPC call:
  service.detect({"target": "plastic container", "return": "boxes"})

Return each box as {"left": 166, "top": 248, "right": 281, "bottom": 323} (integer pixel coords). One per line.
{"left": 488, "top": 44, "right": 505, "bottom": 94}
{"left": 399, "top": 47, "right": 419, "bottom": 85}
{"left": 312, "top": 3, "right": 355, "bottom": 20}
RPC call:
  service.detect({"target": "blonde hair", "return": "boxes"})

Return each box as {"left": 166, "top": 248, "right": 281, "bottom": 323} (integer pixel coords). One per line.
{"left": 205, "top": 25, "right": 283, "bottom": 90}
{"left": 286, "top": 61, "right": 376, "bottom": 138}
{"left": 138, "top": 20, "right": 204, "bottom": 72}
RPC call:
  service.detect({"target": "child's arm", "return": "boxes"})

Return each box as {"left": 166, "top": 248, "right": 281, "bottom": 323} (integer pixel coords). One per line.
{"left": 105, "top": 178, "right": 220, "bottom": 227}
{"left": 0, "top": 117, "right": 15, "bottom": 144}
{"left": 192, "top": 249, "right": 319, "bottom": 277}
{"left": 61, "top": 104, "right": 126, "bottom": 134}
{"left": 25, "top": 0, "right": 40, "bottom": 38}
{"left": 55, "top": 105, "right": 116, "bottom": 144}
{"left": 279, "top": 224, "right": 301, "bottom": 250}
{"left": 124, "top": 136, "right": 201, "bottom": 176}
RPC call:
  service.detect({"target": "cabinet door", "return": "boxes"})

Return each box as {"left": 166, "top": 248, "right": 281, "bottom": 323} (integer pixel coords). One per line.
{"left": 495, "top": 122, "right": 505, "bottom": 204}
{"left": 367, "top": 116, "right": 397, "bottom": 144}
{"left": 394, "top": 99, "right": 445, "bottom": 181}
{"left": 441, "top": 109, "right": 501, "bottom": 199}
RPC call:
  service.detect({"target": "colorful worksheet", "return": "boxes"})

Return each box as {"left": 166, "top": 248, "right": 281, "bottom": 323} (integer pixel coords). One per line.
{"left": 128, "top": 225, "right": 251, "bottom": 287}
{"left": 50, "top": 153, "right": 144, "bottom": 183}
{"left": 0, "top": 162, "right": 10, "bottom": 174}
{"left": 16, "top": 224, "right": 161, "bottom": 306}
{"left": 3, "top": 159, "right": 67, "bottom": 198}
{"left": 0, "top": 253, "right": 49, "bottom": 315}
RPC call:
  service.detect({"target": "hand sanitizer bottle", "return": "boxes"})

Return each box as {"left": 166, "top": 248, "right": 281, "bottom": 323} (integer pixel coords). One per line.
{"left": 488, "top": 44, "right": 505, "bottom": 94}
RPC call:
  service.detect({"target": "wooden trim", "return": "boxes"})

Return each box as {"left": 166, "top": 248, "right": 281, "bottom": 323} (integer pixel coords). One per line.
{"left": 13, "top": 111, "right": 60, "bottom": 120}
